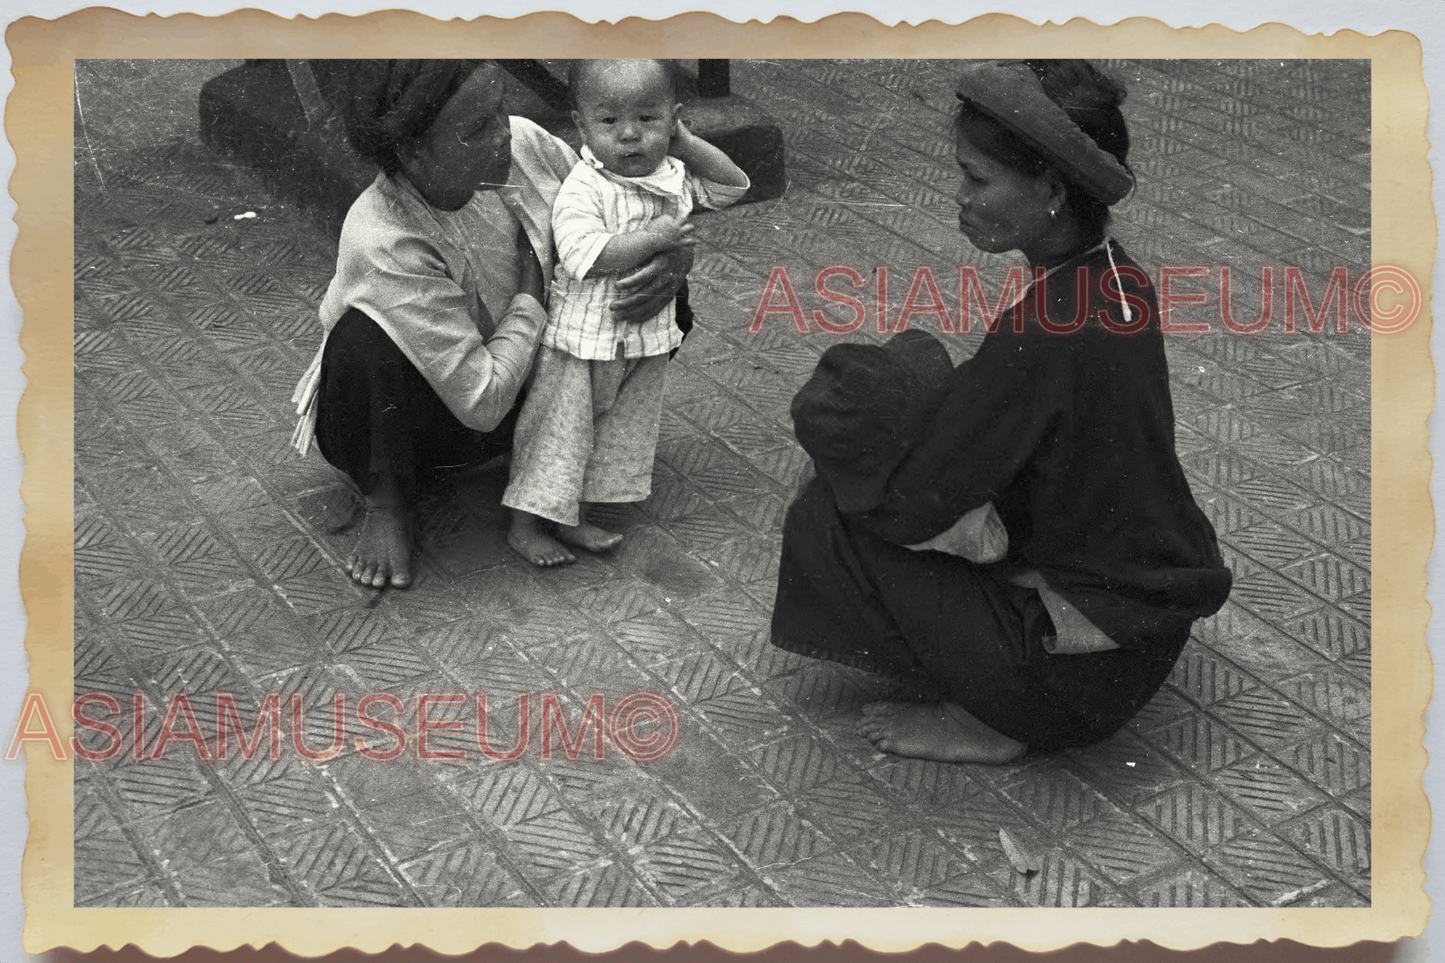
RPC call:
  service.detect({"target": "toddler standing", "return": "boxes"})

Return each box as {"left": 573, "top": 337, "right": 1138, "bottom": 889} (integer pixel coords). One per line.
{"left": 505, "top": 59, "right": 750, "bottom": 566}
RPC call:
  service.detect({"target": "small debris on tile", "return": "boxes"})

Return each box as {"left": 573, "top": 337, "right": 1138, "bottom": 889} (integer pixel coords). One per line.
{"left": 999, "top": 827, "right": 1040, "bottom": 874}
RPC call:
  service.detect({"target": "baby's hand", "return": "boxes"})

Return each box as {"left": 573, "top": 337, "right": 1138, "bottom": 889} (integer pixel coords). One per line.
{"left": 647, "top": 214, "right": 695, "bottom": 252}
{"left": 668, "top": 116, "right": 694, "bottom": 154}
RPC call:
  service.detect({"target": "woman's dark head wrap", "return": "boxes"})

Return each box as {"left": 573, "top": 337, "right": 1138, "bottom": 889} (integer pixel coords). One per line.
{"left": 954, "top": 60, "right": 1133, "bottom": 237}
{"left": 954, "top": 60, "right": 1132, "bottom": 205}
{"left": 338, "top": 59, "right": 482, "bottom": 175}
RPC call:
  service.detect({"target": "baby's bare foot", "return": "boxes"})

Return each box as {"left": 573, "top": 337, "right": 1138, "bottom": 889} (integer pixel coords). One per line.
{"left": 345, "top": 503, "right": 414, "bottom": 589}
{"left": 857, "top": 701, "right": 1026, "bottom": 764}
{"left": 508, "top": 512, "right": 575, "bottom": 567}
{"left": 555, "top": 520, "right": 623, "bottom": 554}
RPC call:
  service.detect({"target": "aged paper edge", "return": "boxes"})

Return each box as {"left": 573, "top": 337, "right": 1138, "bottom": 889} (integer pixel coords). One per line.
{"left": 9, "top": 7, "right": 1432, "bottom": 956}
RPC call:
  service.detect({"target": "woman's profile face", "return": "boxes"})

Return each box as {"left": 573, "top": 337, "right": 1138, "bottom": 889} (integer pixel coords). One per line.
{"left": 953, "top": 127, "right": 1056, "bottom": 256}
{"left": 405, "top": 64, "right": 512, "bottom": 209}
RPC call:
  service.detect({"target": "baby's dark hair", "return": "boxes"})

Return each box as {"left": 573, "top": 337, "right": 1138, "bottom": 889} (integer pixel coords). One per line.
{"left": 954, "top": 59, "right": 1132, "bottom": 238}
{"left": 566, "top": 59, "right": 688, "bottom": 109}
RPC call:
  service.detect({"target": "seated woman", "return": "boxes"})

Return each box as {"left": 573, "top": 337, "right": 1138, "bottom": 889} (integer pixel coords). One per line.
{"left": 771, "top": 60, "right": 1232, "bottom": 764}
{"left": 290, "top": 59, "right": 691, "bottom": 588}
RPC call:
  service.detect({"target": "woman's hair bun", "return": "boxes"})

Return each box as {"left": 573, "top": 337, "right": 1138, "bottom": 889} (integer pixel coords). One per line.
{"left": 1023, "top": 59, "right": 1127, "bottom": 114}
{"left": 334, "top": 59, "right": 479, "bottom": 176}
{"left": 1020, "top": 59, "right": 1130, "bottom": 169}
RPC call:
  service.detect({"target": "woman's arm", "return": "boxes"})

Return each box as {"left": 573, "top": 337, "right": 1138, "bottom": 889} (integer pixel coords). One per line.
{"left": 471, "top": 229, "right": 549, "bottom": 427}
{"left": 515, "top": 227, "right": 545, "bottom": 304}
{"left": 346, "top": 225, "right": 546, "bottom": 434}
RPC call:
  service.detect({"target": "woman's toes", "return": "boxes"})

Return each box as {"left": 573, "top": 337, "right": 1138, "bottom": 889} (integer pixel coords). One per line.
{"left": 860, "top": 720, "right": 890, "bottom": 741}
{"left": 348, "top": 501, "right": 415, "bottom": 590}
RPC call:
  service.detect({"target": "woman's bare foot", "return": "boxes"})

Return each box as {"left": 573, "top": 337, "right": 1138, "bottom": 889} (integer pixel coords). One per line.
{"left": 346, "top": 500, "right": 414, "bottom": 589}
{"left": 857, "top": 701, "right": 1026, "bottom": 764}
{"left": 508, "top": 511, "right": 575, "bottom": 567}
{"left": 555, "top": 518, "right": 623, "bottom": 554}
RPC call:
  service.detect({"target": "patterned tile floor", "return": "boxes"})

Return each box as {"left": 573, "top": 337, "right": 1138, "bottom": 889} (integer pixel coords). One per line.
{"left": 72, "top": 59, "right": 1371, "bottom": 908}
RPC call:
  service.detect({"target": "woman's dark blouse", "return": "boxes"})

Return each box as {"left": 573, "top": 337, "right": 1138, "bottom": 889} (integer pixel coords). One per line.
{"left": 854, "top": 242, "right": 1232, "bottom": 649}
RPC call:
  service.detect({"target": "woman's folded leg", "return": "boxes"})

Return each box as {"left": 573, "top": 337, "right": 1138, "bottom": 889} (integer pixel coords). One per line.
{"left": 771, "top": 478, "right": 1183, "bottom": 758}
{"left": 314, "top": 308, "right": 500, "bottom": 587}
{"left": 770, "top": 477, "right": 927, "bottom": 684}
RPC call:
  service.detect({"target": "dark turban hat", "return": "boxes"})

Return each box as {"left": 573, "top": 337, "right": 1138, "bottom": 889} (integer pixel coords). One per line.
{"left": 955, "top": 60, "right": 1133, "bottom": 205}
{"left": 337, "top": 59, "right": 481, "bottom": 175}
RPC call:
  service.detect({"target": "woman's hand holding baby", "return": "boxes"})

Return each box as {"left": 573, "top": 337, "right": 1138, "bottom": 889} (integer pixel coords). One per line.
{"left": 613, "top": 247, "right": 694, "bottom": 325}
{"left": 586, "top": 213, "right": 694, "bottom": 283}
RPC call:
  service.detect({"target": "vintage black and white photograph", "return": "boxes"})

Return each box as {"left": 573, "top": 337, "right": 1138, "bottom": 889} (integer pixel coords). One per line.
{"left": 70, "top": 52, "right": 1373, "bottom": 911}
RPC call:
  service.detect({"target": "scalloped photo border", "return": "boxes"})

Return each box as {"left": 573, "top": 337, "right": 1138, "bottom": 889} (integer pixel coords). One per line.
{"left": 8, "top": 9, "right": 1432, "bottom": 956}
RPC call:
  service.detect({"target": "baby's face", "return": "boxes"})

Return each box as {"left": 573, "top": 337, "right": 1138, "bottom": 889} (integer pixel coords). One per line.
{"left": 573, "top": 61, "right": 679, "bottom": 178}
